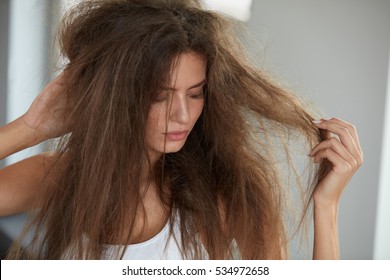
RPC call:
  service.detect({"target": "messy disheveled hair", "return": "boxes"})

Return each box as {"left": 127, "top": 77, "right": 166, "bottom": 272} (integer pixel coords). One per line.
{"left": 7, "top": 0, "right": 330, "bottom": 259}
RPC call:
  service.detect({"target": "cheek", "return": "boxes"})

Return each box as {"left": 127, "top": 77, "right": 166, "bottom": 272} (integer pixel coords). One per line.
{"left": 147, "top": 107, "right": 166, "bottom": 132}
{"left": 193, "top": 101, "right": 204, "bottom": 120}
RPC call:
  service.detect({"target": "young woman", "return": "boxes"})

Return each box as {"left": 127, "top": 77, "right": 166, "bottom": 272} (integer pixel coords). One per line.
{"left": 0, "top": 0, "right": 363, "bottom": 259}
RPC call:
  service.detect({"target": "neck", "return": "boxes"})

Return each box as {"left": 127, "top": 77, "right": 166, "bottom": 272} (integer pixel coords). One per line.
{"left": 139, "top": 150, "right": 163, "bottom": 193}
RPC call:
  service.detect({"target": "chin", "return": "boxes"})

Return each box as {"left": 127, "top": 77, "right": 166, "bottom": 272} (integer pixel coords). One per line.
{"left": 156, "top": 141, "right": 186, "bottom": 154}
{"left": 148, "top": 138, "right": 188, "bottom": 156}
{"left": 164, "top": 143, "right": 186, "bottom": 153}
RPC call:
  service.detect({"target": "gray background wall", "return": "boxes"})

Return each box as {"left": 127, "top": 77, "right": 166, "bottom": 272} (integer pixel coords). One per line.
{"left": 247, "top": 0, "right": 390, "bottom": 259}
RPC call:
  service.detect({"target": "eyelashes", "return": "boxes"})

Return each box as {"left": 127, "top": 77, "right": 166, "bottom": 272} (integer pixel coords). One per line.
{"left": 190, "top": 91, "right": 205, "bottom": 99}
{"left": 154, "top": 91, "right": 204, "bottom": 103}
{"left": 154, "top": 95, "right": 169, "bottom": 102}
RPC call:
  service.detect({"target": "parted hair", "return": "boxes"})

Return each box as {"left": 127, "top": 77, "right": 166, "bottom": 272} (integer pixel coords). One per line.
{"left": 8, "top": 0, "right": 329, "bottom": 259}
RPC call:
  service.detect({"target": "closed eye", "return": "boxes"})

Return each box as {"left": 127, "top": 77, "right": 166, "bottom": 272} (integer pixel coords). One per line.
{"left": 190, "top": 91, "right": 204, "bottom": 99}
{"left": 154, "top": 91, "right": 172, "bottom": 102}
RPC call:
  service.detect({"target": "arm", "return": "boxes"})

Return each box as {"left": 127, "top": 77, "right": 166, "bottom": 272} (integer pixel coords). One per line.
{"left": 0, "top": 73, "right": 69, "bottom": 216}
{"left": 0, "top": 152, "right": 59, "bottom": 216}
{"left": 312, "top": 202, "right": 339, "bottom": 259}
{"left": 309, "top": 118, "right": 363, "bottom": 259}
{"left": 0, "top": 117, "right": 42, "bottom": 161}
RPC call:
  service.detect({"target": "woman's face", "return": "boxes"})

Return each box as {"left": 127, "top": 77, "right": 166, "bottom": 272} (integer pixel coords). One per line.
{"left": 146, "top": 52, "right": 206, "bottom": 159}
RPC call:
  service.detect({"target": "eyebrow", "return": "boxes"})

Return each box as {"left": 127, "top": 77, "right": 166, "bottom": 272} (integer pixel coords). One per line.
{"left": 163, "top": 79, "right": 207, "bottom": 91}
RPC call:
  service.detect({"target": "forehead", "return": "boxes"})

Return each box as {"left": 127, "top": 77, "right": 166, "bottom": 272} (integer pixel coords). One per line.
{"left": 168, "top": 52, "right": 207, "bottom": 90}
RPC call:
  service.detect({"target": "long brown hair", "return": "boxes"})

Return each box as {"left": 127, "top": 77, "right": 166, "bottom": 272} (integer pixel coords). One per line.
{"left": 8, "top": 0, "right": 329, "bottom": 259}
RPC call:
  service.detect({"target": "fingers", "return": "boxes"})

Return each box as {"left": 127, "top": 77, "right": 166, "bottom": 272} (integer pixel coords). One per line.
{"left": 41, "top": 74, "right": 67, "bottom": 103}
{"left": 311, "top": 148, "right": 355, "bottom": 174}
{"left": 310, "top": 118, "right": 363, "bottom": 209}
{"left": 322, "top": 117, "right": 362, "bottom": 153}
{"left": 312, "top": 118, "right": 363, "bottom": 165}
{"left": 310, "top": 137, "right": 353, "bottom": 161}
{"left": 309, "top": 137, "right": 359, "bottom": 171}
{"left": 53, "top": 72, "right": 66, "bottom": 85}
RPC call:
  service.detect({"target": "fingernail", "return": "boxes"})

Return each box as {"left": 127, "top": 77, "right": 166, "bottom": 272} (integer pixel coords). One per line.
{"left": 312, "top": 120, "right": 322, "bottom": 124}
{"left": 322, "top": 117, "right": 332, "bottom": 120}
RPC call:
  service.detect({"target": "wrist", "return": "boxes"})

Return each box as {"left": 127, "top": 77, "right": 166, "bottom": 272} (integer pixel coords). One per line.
{"left": 0, "top": 117, "right": 42, "bottom": 160}
{"left": 314, "top": 199, "right": 338, "bottom": 215}
{"left": 13, "top": 116, "right": 46, "bottom": 147}
{"left": 15, "top": 115, "right": 48, "bottom": 144}
{"left": 313, "top": 190, "right": 340, "bottom": 212}
{"left": 314, "top": 204, "right": 338, "bottom": 220}
{"left": 313, "top": 199, "right": 339, "bottom": 226}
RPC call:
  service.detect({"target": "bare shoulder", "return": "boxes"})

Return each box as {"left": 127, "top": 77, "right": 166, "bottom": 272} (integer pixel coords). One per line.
{"left": 0, "top": 151, "right": 63, "bottom": 217}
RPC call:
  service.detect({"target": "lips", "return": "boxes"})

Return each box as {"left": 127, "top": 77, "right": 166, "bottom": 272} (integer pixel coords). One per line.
{"left": 164, "top": 130, "right": 188, "bottom": 141}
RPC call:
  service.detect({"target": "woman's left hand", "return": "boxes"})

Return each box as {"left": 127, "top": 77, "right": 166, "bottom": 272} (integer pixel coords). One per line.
{"left": 309, "top": 118, "right": 363, "bottom": 209}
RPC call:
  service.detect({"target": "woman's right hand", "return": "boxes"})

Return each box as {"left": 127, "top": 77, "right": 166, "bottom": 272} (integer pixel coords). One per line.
{"left": 21, "top": 72, "right": 72, "bottom": 142}
{"left": 0, "top": 74, "right": 71, "bottom": 215}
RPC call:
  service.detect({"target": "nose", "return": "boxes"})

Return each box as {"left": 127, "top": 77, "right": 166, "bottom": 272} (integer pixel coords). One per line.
{"left": 169, "top": 93, "right": 190, "bottom": 124}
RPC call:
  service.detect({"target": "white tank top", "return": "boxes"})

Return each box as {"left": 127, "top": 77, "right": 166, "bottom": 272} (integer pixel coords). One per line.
{"left": 101, "top": 217, "right": 209, "bottom": 260}
{"left": 113, "top": 220, "right": 240, "bottom": 260}
{"left": 118, "top": 219, "right": 183, "bottom": 260}
{"left": 63, "top": 218, "right": 239, "bottom": 259}
{"left": 62, "top": 218, "right": 186, "bottom": 259}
